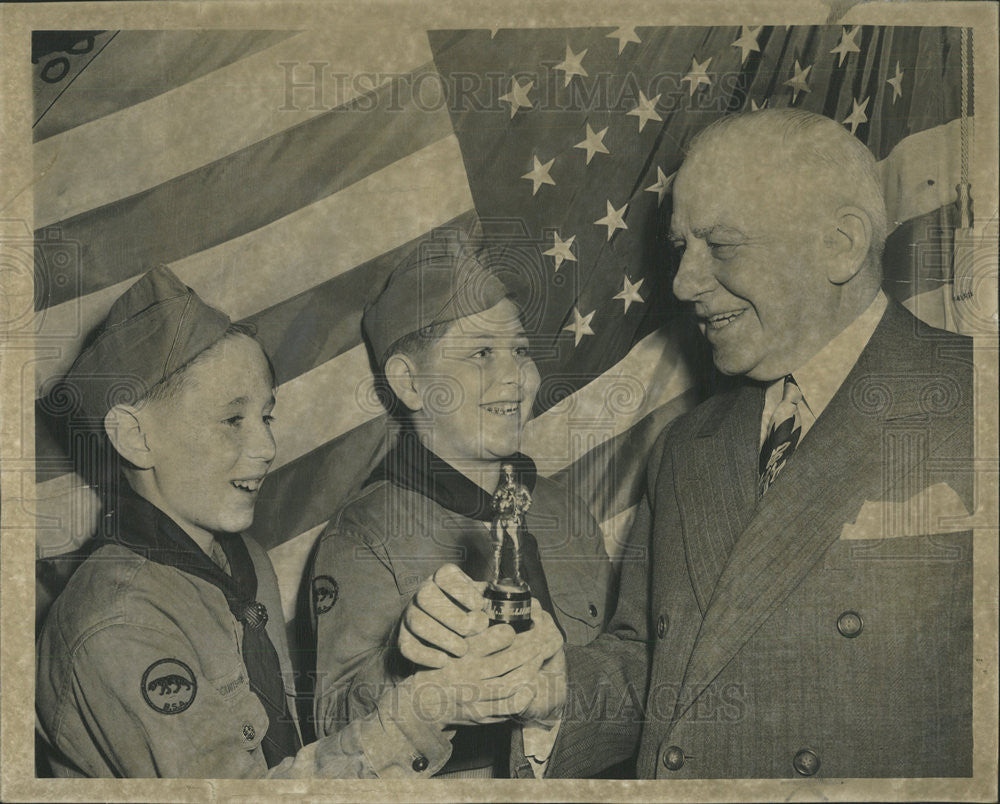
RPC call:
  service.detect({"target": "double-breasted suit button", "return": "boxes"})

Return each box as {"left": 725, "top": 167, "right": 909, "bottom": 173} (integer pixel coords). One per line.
{"left": 662, "top": 745, "right": 684, "bottom": 771}
{"left": 792, "top": 748, "right": 821, "bottom": 776}
{"left": 656, "top": 614, "right": 669, "bottom": 639}
{"left": 588, "top": 603, "right": 599, "bottom": 618}
{"left": 836, "top": 610, "right": 863, "bottom": 638}
{"left": 411, "top": 754, "right": 429, "bottom": 772}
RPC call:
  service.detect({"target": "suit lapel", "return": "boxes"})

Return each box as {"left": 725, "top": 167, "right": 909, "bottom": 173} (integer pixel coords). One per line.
{"left": 672, "top": 383, "right": 762, "bottom": 614}
{"left": 672, "top": 303, "right": 916, "bottom": 723}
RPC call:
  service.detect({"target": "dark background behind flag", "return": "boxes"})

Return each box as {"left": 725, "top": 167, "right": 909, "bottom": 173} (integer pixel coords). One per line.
{"left": 32, "top": 26, "right": 973, "bottom": 653}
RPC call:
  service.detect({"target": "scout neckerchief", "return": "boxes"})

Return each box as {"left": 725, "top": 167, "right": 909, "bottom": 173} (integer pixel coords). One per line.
{"left": 367, "top": 430, "right": 561, "bottom": 777}
{"left": 99, "top": 483, "right": 301, "bottom": 768}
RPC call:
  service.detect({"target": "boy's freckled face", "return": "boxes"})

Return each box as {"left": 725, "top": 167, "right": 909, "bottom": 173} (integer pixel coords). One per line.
{"left": 138, "top": 335, "right": 277, "bottom": 540}
{"left": 411, "top": 298, "right": 541, "bottom": 466}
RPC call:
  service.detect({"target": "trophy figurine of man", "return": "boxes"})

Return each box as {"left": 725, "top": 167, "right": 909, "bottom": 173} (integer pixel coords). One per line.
{"left": 483, "top": 464, "right": 533, "bottom": 632}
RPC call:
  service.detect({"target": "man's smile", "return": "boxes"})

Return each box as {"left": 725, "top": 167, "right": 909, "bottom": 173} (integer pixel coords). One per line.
{"left": 699, "top": 309, "right": 748, "bottom": 331}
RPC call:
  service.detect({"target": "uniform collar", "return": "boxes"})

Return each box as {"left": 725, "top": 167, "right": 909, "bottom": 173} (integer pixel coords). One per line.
{"left": 102, "top": 482, "right": 216, "bottom": 572}
{"left": 367, "top": 429, "right": 537, "bottom": 522}
{"left": 99, "top": 481, "right": 254, "bottom": 610}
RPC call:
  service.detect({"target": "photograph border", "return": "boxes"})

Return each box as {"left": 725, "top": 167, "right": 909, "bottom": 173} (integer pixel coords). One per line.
{"left": 2, "top": 1, "right": 997, "bottom": 802}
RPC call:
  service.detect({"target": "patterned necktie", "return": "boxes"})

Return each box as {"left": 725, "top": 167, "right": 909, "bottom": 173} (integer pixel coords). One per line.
{"left": 758, "top": 375, "right": 802, "bottom": 498}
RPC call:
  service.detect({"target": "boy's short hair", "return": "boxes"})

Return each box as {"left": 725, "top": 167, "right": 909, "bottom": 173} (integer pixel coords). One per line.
{"left": 139, "top": 322, "right": 275, "bottom": 408}
{"left": 378, "top": 319, "right": 455, "bottom": 370}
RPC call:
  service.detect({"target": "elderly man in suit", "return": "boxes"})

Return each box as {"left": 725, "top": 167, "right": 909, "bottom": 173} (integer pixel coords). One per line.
{"left": 401, "top": 108, "right": 975, "bottom": 779}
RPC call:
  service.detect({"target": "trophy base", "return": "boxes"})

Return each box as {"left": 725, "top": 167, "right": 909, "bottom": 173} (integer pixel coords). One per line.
{"left": 483, "top": 583, "right": 532, "bottom": 633}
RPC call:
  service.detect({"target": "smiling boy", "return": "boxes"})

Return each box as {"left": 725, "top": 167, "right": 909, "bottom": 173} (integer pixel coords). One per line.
{"left": 35, "top": 266, "right": 548, "bottom": 778}
{"left": 308, "top": 232, "right": 614, "bottom": 778}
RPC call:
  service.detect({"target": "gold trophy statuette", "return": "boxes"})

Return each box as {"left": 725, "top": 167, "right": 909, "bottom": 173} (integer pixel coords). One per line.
{"left": 483, "top": 463, "right": 533, "bottom": 632}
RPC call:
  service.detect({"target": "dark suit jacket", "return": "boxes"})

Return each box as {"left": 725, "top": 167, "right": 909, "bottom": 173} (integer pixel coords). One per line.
{"left": 549, "top": 300, "right": 975, "bottom": 779}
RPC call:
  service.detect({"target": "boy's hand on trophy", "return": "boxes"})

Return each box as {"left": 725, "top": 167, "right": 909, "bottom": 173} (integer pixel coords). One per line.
{"left": 399, "top": 563, "right": 490, "bottom": 668}
{"left": 406, "top": 626, "right": 545, "bottom": 727}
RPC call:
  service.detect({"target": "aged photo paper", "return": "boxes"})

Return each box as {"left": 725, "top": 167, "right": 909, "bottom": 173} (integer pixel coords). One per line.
{"left": 2, "top": 0, "right": 997, "bottom": 802}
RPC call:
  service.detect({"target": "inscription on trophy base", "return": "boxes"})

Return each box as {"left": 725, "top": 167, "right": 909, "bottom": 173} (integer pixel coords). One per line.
{"left": 484, "top": 582, "right": 532, "bottom": 632}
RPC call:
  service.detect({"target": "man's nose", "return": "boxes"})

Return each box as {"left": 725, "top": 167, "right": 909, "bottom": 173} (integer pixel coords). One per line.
{"left": 672, "top": 247, "right": 715, "bottom": 302}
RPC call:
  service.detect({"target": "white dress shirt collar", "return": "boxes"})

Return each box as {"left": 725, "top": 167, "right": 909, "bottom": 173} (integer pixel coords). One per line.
{"left": 760, "top": 291, "right": 888, "bottom": 446}
{"left": 793, "top": 290, "right": 888, "bottom": 422}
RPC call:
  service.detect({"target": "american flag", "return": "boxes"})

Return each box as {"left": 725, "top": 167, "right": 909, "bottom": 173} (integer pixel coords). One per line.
{"left": 31, "top": 25, "right": 972, "bottom": 639}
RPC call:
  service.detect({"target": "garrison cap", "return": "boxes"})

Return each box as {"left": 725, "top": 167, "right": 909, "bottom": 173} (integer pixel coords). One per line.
{"left": 363, "top": 230, "right": 509, "bottom": 364}
{"left": 64, "top": 265, "right": 231, "bottom": 420}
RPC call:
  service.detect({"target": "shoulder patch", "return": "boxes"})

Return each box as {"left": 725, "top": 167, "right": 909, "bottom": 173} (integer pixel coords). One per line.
{"left": 142, "top": 658, "right": 197, "bottom": 714}
{"left": 312, "top": 575, "right": 339, "bottom": 615}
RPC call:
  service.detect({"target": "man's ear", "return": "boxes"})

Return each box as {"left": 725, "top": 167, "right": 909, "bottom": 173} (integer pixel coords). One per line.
{"left": 384, "top": 353, "right": 423, "bottom": 412}
{"left": 825, "top": 205, "right": 873, "bottom": 284}
{"left": 104, "top": 404, "right": 155, "bottom": 469}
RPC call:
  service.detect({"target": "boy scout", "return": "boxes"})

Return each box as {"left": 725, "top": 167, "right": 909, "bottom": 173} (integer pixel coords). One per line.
{"left": 309, "top": 234, "right": 614, "bottom": 777}
{"left": 35, "top": 265, "right": 551, "bottom": 778}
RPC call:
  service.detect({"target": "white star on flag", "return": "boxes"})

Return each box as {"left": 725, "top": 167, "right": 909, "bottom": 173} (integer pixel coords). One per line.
{"left": 750, "top": 98, "right": 768, "bottom": 111}
{"left": 644, "top": 166, "right": 674, "bottom": 205}
{"left": 731, "top": 26, "right": 762, "bottom": 65}
{"left": 626, "top": 91, "right": 662, "bottom": 132}
{"left": 555, "top": 45, "right": 588, "bottom": 87}
{"left": 595, "top": 200, "right": 628, "bottom": 240}
{"left": 521, "top": 156, "right": 556, "bottom": 195}
{"left": 842, "top": 96, "right": 870, "bottom": 135}
{"left": 830, "top": 26, "right": 861, "bottom": 67}
{"left": 606, "top": 25, "right": 641, "bottom": 55}
{"left": 574, "top": 124, "right": 610, "bottom": 164}
{"left": 500, "top": 77, "right": 533, "bottom": 118}
{"left": 681, "top": 56, "right": 713, "bottom": 96}
{"left": 543, "top": 232, "right": 577, "bottom": 271}
{"left": 887, "top": 61, "right": 904, "bottom": 103}
{"left": 785, "top": 60, "right": 812, "bottom": 103}
{"left": 563, "top": 306, "right": 596, "bottom": 346}
{"left": 613, "top": 276, "right": 645, "bottom": 313}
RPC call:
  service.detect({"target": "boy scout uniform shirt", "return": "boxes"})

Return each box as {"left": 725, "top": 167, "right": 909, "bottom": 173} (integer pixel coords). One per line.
{"left": 36, "top": 525, "right": 451, "bottom": 778}
{"left": 309, "top": 435, "right": 613, "bottom": 777}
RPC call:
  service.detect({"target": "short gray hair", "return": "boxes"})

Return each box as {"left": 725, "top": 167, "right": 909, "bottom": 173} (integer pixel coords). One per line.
{"left": 685, "top": 109, "right": 888, "bottom": 271}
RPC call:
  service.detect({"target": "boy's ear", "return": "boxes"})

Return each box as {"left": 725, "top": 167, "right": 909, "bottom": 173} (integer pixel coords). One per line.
{"left": 384, "top": 353, "right": 423, "bottom": 412}
{"left": 104, "top": 404, "right": 155, "bottom": 469}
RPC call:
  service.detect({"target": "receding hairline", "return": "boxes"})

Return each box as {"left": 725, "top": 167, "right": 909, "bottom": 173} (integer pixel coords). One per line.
{"left": 687, "top": 108, "right": 858, "bottom": 151}
{"left": 678, "top": 109, "right": 889, "bottom": 265}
